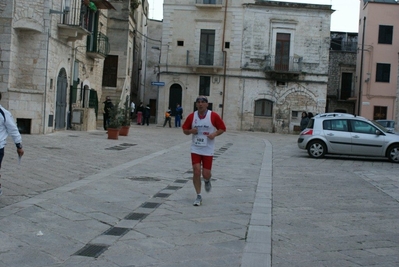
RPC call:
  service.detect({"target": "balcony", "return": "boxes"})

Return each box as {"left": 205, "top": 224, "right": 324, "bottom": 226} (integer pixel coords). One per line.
{"left": 186, "top": 50, "right": 224, "bottom": 72}
{"left": 330, "top": 41, "right": 358, "bottom": 52}
{"left": 195, "top": 0, "right": 223, "bottom": 8}
{"left": 56, "top": 7, "right": 90, "bottom": 41}
{"left": 87, "top": 32, "right": 110, "bottom": 59}
{"left": 264, "top": 55, "right": 302, "bottom": 80}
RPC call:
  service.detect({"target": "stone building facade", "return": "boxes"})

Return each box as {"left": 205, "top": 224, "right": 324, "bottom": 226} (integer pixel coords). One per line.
{"left": 142, "top": 18, "right": 163, "bottom": 122}
{"left": 0, "top": 0, "right": 117, "bottom": 134}
{"left": 157, "top": 0, "right": 332, "bottom": 133}
{"left": 0, "top": 0, "right": 149, "bottom": 134}
{"left": 326, "top": 31, "right": 358, "bottom": 114}
{"left": 100, "top": 0, "right": 149, "bottom": 128}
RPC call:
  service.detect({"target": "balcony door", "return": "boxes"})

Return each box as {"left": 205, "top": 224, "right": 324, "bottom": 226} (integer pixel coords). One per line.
{"left": 199, "top": 29, "right": 215, "bottom": 65}
{"left": 275, "top": 33, "right": 290, "bottom": 71}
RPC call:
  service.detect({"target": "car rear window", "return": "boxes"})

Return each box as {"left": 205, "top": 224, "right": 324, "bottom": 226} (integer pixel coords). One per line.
{"left": 307, "top": 118, "right": 314, "bottom": 129}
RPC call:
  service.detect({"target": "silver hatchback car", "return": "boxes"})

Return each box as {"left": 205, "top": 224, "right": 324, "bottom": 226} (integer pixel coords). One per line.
{"left": 297, "top": 113, "right": 399, "bottom": 163}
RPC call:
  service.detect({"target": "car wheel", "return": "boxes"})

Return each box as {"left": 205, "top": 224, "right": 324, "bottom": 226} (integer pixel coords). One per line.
{"left": 387, "top": 145, "right": 399, "bottom": 163}
{"left": 307, "top": 140, "right": 326, "bottom": 159}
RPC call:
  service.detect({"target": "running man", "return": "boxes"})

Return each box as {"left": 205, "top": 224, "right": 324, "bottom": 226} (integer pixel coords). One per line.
{"left": 182, "top": 96, "right": 226, "bottom": 206}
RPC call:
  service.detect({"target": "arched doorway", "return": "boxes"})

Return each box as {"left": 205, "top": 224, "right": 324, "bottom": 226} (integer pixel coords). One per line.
{"left": 169, "top": 83, "right": 182, "bottom": 116}
{"left": 55, "top": 68, "right": 68, "bottom": 130}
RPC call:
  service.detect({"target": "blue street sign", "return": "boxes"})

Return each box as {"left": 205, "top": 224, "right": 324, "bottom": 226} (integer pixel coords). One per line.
{"left": 151, "top": 81, "right": 165, "bottom": 86}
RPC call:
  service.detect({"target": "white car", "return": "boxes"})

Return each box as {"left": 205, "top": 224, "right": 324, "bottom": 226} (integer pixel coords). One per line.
{"left": 297, "top": 113, "right": 399, "bottom": 163}
{"left": 376, "top": 120, "right": 395, "bottom": 133}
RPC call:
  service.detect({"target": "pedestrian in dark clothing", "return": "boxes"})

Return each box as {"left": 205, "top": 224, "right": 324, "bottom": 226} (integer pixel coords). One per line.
{"left": 300, "top": 111, "right": 309, "bottom": 131}
{"left": 103, "top": 96, "right": 114, "bottom": 130}
{"left": 175, "top": 104, "right": 183, "bottom": 127}
{"left": 142, "top": 105, "right": 150, "bottom": 126}
{"left": 308, "top": 112, "right": 314, "bottom": 119}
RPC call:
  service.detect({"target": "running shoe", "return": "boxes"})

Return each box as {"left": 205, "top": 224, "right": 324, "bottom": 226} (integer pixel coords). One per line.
{"left": 193, "top": 195, "right": 202, "bottom": 206}
{"left": 204, "top": 179, "right": 211, "bottom": 193}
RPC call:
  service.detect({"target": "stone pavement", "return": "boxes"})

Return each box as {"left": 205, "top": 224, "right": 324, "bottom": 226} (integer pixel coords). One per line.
{"left": 0, "top": 124, "right": 398, "bottom": 267}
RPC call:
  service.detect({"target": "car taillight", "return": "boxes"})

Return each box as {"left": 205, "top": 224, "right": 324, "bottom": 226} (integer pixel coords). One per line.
{"left": 301, "top": 129, "right": 313, "bottom": 135}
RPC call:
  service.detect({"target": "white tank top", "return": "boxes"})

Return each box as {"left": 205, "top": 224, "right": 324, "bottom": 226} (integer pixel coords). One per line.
{"left": 191, "top": 110, "right": 215, "bottom": 156}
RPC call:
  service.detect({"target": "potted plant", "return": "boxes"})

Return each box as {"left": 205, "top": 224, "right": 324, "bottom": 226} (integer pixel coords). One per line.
{"left": 130, "top": 0, "right": 141, "bottom": 10}
{"left": 107, "top": 102, "right": 121, "bottom": 140}
{"left": 119, "top": 107, "right": 130, "bottom": 136}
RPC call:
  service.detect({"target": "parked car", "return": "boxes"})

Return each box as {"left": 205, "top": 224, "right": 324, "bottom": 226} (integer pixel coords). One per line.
{"left": 376, "top": 120, "right": 395, "bottom": 133}
{"left": 297, "top": 113, "right": 399, "bottom": 163}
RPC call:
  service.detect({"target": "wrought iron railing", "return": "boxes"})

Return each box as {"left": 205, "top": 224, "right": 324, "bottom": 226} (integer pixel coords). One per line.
{"left": 87, "top": 32, "right": 110, "bottom": 57}
{"left": 186, "top": 50, "right": 224, "bottom": 67}
{"left": 330, "top": 41, "right": 357, "bottom": 52}
{"left": 58, "top": 4, "right": 96, "bottom": 32}
{"left": 195, "top": 0, "right": 223, "bottom": 4}
{"left": 264, "top": 55, "right": 302, "bottom": 72}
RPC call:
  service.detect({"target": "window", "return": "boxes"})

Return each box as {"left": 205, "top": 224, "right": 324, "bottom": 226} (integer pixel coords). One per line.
{"left": 323, "top": 119, "right": 348, "bottom": 132}
{"left": 340, "top": 72, "right": 353, "bottom": 100}
{"left": 81, "top": 3, "right": 97, "bottom": 32}
{"left": 255, "top": 99, "right": 273, "bottom": 117}
{"left": 378, "top": 25, "right": 393, "bottom": 44}
{"left": 376, "top": 63, "right": 390, "bottom": 82}
{"left": 199, "top": 76, "right": 211, "bottom": 96}
{"left": 199, "top": 29, "right": 215, "bottom": 65}
{"left": 177, "top": 40, "right": 184, "bottom": 46}
{"left": 102, "top": 55, "right": 118, "bottom": 87}
{"left": 350, "top": 120, "right": 377, "bottom": 134}
{"left": 373, "top": 106, "right": 387, "bottom": 120}
{"left": 291, "top": 111, "right": 298, "bottom": 118}
{"left": 224, "top": 42, "right": 230, "bottom": 49}
{"left": 276, "top": 81, "right": 286, "bottom": 86}
{"left": 275, "top": 33, "right": 290, "bottom": 71}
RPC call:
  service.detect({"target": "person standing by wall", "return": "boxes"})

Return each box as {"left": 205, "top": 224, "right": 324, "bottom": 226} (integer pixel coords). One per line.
{"left": 300, "top": 111, "right": 309, "bottom": 131}
{"left": 136, "top": 102, "right": 144, "bottom": 125}
{"left": 0, "top": 92, "right": 24, "bottom": 196}
{"left": 103, "top": 96, "right": 114, "bottom": 130}
{"left": 182, "top": 96, "right": 226, "bottom": 206}
{"left": 142, "top": 104, "right": 150, "bottom": 126}
{"left": 175, "top": 103, "right": 183, "bottom": 128}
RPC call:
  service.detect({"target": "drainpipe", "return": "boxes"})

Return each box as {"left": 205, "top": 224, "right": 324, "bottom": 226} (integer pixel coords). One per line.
{"left": 358, "top": 17, "right": 366, "bottom": 116}
{"left": 43, "top": 13, "right": 52, "bottom": 134}
{"left": 221, "top": 0, "right": 228, "bottom": 120}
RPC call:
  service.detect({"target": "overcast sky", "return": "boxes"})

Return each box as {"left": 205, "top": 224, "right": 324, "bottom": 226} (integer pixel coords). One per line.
{"left": 148, "top": 0, "right": 360, "bottom": 33}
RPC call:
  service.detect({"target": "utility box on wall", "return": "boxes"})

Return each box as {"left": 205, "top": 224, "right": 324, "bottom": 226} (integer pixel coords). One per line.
{"left": 71, "top": 108, "right": 96, "bottom": 131}
{"left": 72, "top": 110, "right": 83, "bottom": 124}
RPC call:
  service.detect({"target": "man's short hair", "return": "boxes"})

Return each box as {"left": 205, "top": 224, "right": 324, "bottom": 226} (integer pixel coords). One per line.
{"left": 196, "top": 96, "right": 208, "bottom": 103}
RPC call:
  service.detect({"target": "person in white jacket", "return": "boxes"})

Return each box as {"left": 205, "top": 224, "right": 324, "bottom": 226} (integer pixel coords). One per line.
{"left": 0, "top": 92, "right": 24, "bottom": 196}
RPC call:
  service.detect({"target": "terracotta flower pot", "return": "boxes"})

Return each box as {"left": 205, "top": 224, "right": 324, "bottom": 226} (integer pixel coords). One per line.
{"left": 107, "top": 128, "right": 120, "bottom": 140}
{"left": 119, "top": 125, "right": 130, "bottom": 136}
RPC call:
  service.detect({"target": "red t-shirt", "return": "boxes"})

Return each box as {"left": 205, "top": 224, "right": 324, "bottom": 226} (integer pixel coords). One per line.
{"left": 182, "top": 110, "right": 226, "bottom": 131}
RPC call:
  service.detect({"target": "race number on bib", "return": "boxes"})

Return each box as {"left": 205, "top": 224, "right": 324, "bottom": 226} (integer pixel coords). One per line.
{"left": 194, "top": 135, "right": 207, "bottom": 147}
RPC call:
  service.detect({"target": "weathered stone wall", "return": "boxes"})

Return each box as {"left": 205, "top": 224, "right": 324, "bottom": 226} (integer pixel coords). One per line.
{"left": 327, "top": 50, "right": 356, "bottom": 114}
{"left": 159, "top": 1, "right": 331, "bottom": 133}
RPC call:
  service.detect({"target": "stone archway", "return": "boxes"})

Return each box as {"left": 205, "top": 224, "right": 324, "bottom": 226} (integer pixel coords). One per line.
{"left": 168, "top": 83, "right": 182, "bottom": 116}
{"left": 275, "top": 92, "right": 317, "bottom": 134}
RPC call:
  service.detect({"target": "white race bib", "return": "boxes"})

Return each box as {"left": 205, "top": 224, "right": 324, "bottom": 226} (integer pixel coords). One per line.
{"left": 194, "top": 135, "right": 207, "bottom": 147}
